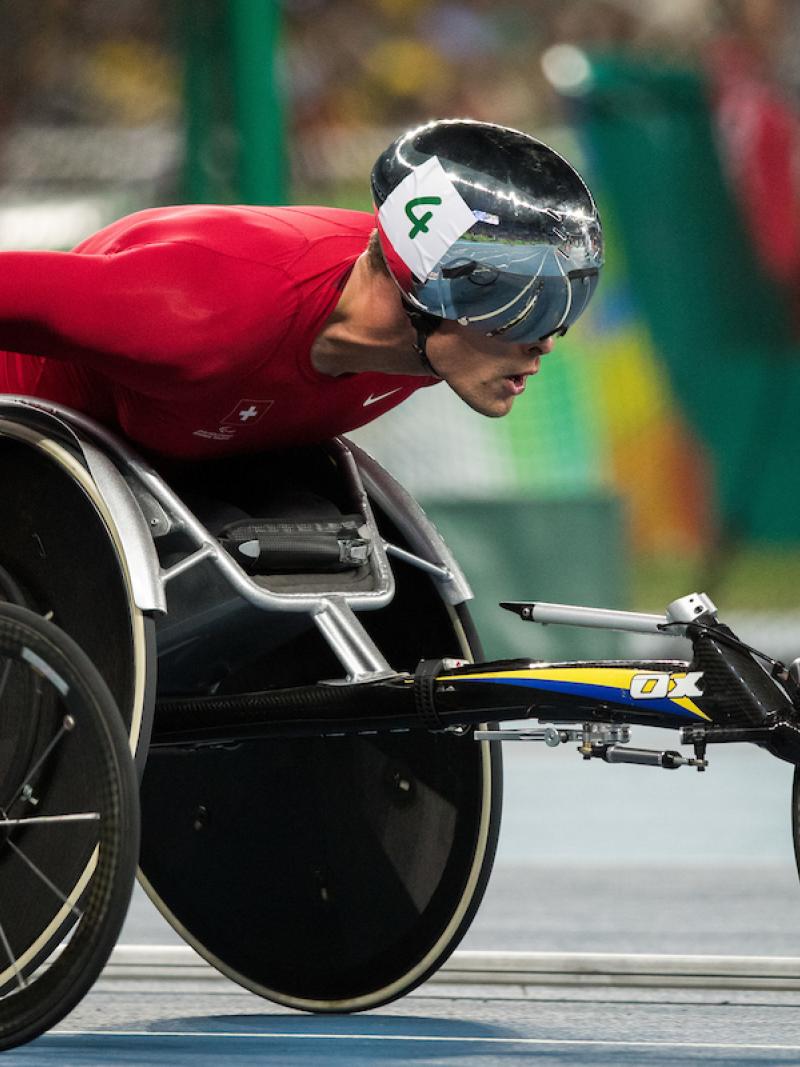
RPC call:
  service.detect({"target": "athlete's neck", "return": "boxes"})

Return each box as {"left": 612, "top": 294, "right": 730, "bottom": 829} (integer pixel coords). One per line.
{"left": 311, "top": 253, "right": 427, "bottom": 378}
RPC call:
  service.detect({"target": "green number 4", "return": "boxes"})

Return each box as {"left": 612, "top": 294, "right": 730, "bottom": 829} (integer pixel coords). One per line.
{"left": 405, "top": 196, "right": 442, "bottom": 239}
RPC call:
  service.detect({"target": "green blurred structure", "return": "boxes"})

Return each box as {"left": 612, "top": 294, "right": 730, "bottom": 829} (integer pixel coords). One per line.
{"left": 183, "top": 0, "right": 286, "bottom": 204}
{"left": 575, "top": 55, "right": 800, "bottom": 544}
{"left": 428, "top": 496, "right": 625, "bottom": 661}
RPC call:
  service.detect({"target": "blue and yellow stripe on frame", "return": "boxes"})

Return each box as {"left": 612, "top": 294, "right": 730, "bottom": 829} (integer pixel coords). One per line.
{"left": 439, "top": 666, "right": 709, "bottom": 720}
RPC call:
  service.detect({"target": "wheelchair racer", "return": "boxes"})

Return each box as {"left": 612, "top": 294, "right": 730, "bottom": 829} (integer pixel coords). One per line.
{"left": 0, "top": 119, "right": 603, "bottom": 460}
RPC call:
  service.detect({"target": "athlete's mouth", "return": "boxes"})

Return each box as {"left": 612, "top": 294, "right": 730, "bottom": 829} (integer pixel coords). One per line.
{"left": 502, "top": 354, "right": 542, "bottom": 396}
{"left": 504, "top": 373, "right": 529, "bottom": 396}
{"left": 505, "top": 359, "right": 540, "bottom": 393}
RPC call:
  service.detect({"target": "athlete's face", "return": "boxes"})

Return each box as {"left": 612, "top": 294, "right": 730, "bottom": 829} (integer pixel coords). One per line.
{"left": 425, "top": 322, "right": 556, "bottom": 417}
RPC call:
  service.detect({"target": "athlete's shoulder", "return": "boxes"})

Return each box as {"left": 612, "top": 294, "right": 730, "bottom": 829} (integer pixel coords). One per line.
{"left": 267, "top": 206, "right": 374, "bottom": 240}
{"left": 74, "top": 204, "right": 373, "bottom": 268}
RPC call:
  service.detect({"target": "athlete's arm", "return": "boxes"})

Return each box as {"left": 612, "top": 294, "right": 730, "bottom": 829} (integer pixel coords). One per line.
{"left": 0, "top": 241, "right": 296, "bottom": 389}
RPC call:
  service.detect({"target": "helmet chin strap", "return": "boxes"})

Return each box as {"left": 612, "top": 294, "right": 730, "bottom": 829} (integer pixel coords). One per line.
{"left": 404, "top": 302, "right": 443, "bottom": 379}
{"left": 412, "top": 329, "right": 442, "bottom": 378}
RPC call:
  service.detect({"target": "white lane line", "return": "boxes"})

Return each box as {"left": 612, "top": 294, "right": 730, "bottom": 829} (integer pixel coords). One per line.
{"left": 52, "top": 1031, "right": 800, "bottom": 1051}
{"left": 105, "top": 945, "right": 800, "bottom": 991}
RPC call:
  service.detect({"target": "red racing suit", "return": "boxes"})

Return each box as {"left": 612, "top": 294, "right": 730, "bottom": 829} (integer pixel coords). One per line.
{"left": 0, "top": 204, "right": 438, "bottom": 459}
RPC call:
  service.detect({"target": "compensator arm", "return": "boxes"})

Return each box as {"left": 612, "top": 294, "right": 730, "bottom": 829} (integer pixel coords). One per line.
{"left": 500, "top": 591, "right": 720, "bottom": 636}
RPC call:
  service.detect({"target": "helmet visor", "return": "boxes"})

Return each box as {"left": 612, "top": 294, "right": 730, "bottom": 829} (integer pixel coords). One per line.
{"left": 414, "top": 238, "right": 601, "bottom": 344}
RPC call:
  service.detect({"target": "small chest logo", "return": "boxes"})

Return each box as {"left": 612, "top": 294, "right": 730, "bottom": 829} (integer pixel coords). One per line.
{"left": 222, "top": 399, "right": 274, "bottom": 426}
{"left": 363, "top": 388, "right": 402, "bottom": 408}
{"left": 193, "top": 399, "right": 275, "bottom": 442}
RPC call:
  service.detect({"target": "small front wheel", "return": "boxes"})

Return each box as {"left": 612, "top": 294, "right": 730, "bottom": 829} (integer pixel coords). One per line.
{"left": 792, "top": 766, "right": 800, "bottom": 886}
{"left": 0, "top": 603, "right": 139, "bottom": 1050}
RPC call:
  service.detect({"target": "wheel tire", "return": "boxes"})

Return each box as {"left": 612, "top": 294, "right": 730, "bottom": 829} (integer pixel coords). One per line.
{"left": 0, "top": 604, "right": 139, "bottom": 1051}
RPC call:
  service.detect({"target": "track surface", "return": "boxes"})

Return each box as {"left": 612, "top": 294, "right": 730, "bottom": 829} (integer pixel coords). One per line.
{"left": 10, "top": 731, "right": 800, "bottom": 1063}
{"left": 13, "top": 981, "right": 800, "bottom": 1065}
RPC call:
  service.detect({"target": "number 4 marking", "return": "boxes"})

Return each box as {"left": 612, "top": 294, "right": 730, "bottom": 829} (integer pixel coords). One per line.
{"left": 405, "top": 196, "right": 442, "bottom": 239}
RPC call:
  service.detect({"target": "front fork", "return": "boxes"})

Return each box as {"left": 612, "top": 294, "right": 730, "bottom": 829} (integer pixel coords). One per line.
{"left": 472, "top": 592, "right": 800, "bottom": 770}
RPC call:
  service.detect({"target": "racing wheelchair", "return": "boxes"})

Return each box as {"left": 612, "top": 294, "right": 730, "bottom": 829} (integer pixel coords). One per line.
{"left": 0, "top": 396, "right": 799, "bottom": 1050}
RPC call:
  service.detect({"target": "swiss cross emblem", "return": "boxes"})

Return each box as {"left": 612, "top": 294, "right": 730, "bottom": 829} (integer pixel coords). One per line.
{"left": 222, "top": 399, "right": 274, "bottom": 426}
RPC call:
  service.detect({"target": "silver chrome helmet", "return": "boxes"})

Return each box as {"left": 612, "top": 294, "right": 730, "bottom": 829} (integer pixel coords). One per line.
{"left": 371, "top": 119, "right": 603, "bottom": 344}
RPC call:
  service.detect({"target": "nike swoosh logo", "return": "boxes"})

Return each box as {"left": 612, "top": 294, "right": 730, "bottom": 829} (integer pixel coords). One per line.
{"left": 363, "top": 388, "right": 403, "bottom": 407}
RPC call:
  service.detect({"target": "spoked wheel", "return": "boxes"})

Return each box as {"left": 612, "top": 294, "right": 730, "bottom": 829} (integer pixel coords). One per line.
{"left": 0, "top": 603, "right": 139, "bottom": 1051}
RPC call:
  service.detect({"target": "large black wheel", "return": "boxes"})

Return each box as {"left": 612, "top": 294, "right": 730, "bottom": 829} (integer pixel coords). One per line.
{"left": 0, "top": 603, "right": 139, "bottom": 1051}
{"left": 139, "top": 452, "right": 502, "bottom": 1012}
{"left": 142, "top": 720, "right": 498, "bottom": 1010}
{"left": 0, "top": 430, "right": 157, "bottom": 779}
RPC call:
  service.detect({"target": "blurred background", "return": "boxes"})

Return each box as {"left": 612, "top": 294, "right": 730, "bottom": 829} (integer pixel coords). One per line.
{"left": 3, "top": 0, "right": 800, "bottom": 662}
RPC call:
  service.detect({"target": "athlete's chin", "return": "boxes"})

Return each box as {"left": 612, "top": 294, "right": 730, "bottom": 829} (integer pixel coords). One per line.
{"left": 446, "top": 381, "right": 516, "bottom": 418}
{"left": 461, "top": 393, "right": 515, "bottom": 418}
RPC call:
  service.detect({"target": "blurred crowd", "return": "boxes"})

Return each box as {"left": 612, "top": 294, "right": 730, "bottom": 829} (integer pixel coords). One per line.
{"left": 0, "top": 1, "right": 178, "bottom": 129}
{"left": 3, "top": 0, "right": 800, "bottom": 340}
{"left": 1, "top": 1, "right": 799, "bottom": 185}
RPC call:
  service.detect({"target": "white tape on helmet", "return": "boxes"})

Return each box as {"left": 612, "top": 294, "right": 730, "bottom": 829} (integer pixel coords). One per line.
{"left": 377, "top": 156, "right": 476, "bottom": 280}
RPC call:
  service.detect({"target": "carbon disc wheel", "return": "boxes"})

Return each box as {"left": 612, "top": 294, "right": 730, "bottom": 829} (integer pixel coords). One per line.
{"left": 141, "top": 540, "right": 501, "bottom": 1010}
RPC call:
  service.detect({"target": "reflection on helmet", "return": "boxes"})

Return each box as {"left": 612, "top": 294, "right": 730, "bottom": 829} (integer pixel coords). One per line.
{"left": 371, "top": 119, "right": 603, "bottom": 344}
